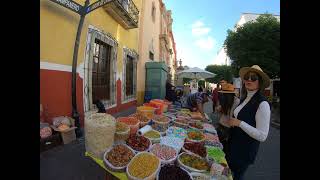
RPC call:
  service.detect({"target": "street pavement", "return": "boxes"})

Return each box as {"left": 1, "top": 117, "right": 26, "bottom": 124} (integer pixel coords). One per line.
{"left": 40, "top": 107, "right": 137, "bottom": 180}
{"left": 40, "top": 100, "right": 280, "bottom": 180}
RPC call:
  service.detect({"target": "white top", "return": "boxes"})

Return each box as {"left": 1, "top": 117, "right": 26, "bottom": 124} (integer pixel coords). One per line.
{"left": 219, "top": 97, "right": 240, "bottom": 128}
{"left": 233, "top": 90, "right": 271, "bottom": 142}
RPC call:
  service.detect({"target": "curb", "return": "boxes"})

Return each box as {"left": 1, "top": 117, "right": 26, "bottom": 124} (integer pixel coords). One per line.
{"left": 271, "top": 121, "right": 280, "bottom": 129}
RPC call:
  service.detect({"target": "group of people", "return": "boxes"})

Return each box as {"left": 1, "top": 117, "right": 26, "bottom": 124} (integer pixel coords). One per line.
{"left": 166, "top": 65, "right": 271, "bottom": 180}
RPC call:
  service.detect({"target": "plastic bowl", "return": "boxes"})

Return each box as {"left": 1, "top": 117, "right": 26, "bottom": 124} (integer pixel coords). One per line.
{"left": 103, "top": 144, "right": 136, "bottom": 172}
{"left": 156, "top": 164, "right": 193, "bottom": 180}
{"left": 144, "top": 130, "right": 161, "bottom": 144}
{"left": 114, "top": 127, "right": 130, "bottom": 142}
{"left": 117, "top": 117, "right": 140, "bottom": 135}
{"left": 190, "top": 172, "right": 211, "bottom": 180}
{"left": 186, "top": 130, "right": 206, "bottom": 143}
{"left": 126, "top": 136, "right": 152, "bottom": 154}
{"left": 152, "top": 115, "right": 170, "bottom": 132}
{"left": 144, "top": 103, "right": 162, "bottom": 115}
{"left": 177, "top": 152, "right": 210, "bottom": 173}
{"left": 137, "top": 106, "right": 155, "bottom": 119}
{"left": 182, "top": 142, "right": 207, "bottom": 158}
{"left": 126, "top": 152, "right": 161, "bottom": 180}
{"left": 150, "top": 143, "right": 178, "bottom": 165}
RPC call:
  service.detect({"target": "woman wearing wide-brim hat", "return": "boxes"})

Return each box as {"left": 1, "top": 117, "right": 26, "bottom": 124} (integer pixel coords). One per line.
{"left": 215, "top": 83, "right": 240, "bottom": 156}
{"left": 224, "top": 65, "right": 271, "bottom": 180}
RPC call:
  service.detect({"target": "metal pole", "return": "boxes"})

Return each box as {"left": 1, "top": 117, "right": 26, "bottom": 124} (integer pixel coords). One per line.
{"left": 72, "top": 0, "right": 90, "bottom": 137}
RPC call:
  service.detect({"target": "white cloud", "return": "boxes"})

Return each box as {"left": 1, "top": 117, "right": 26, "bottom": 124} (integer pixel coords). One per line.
{"left": 191, "top": 20, "right": 211, "bottom": 36}
{"left": 195, "top": 36, "right": 216, "bottom": 50}
{"left": 192, "top": 21, "right": 204, "bottom": 28}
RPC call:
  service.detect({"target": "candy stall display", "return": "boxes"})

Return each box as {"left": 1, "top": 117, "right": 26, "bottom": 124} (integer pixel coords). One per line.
{"left": 84, "top": 99, "right": 233, "bottom": 180}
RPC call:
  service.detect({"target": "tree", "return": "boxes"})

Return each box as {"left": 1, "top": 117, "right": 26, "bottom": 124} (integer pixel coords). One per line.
{"left": 183, "top": 78, "right": 192, "bottom": 84}
{"left": 198, "top": 80, "right": 205, "bottom": 88}
{"left": 224, "top": 14, "right": 280, "bottom": 78}
{"left": 205, "top": 65, "right": 233, "bottom": 84}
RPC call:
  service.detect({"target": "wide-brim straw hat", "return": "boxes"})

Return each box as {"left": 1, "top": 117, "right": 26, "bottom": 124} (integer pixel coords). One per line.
{"left": 219, "top": 80, "right": 227, "bottom": 84}
{"left": 239, "top": 65, "right": 271, "bottom": 88}
{"left": 218, "top": 83, "right": 236, "bottom": 94}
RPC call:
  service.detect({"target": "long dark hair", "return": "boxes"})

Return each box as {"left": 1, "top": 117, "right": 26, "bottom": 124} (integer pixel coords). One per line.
{"left": 218, "top": 92, "right": 235, "bottom": 116}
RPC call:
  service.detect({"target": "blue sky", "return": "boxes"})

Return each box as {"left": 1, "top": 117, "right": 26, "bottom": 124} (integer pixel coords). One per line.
{"left": 163, "top": 0, "right": 280, "bottom": 69}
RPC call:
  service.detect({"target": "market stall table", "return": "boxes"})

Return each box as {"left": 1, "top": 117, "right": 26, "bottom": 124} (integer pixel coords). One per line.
{"left": 85, "top": 106, "right": 233, "bottom": 180}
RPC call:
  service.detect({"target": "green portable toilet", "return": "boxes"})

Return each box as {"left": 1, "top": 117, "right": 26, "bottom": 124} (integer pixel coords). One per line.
{"left": 145, "top": 62, "right": 168, "bottom": 100}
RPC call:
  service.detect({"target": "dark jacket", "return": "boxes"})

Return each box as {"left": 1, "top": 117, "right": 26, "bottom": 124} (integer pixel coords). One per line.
{"left": 227, "top": 91, "right": 267, "bottom": 170}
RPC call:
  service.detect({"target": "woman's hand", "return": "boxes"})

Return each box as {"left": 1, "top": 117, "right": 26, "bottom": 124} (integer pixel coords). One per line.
{"left": 215, "top": 105, "right": 221, "bottom": 112}
{"left": 226, "top": 118, "right": 241, "bottom": 127}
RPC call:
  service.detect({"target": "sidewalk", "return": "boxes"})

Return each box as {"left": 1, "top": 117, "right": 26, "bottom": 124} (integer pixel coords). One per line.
{"left": 40, "top": 107, "right": 137, "bottom": 180}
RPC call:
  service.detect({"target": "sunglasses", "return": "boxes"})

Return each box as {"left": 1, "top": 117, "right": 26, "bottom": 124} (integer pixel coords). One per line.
{"left": 244, "top": 73, "right": 259, "bottom": 81}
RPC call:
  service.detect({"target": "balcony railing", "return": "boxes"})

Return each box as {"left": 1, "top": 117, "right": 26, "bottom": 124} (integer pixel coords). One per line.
{"left": 104, "top": 0, "right": 139, "bottom": 29}
{"left": 159, "top": 33, "right": 169, "bottom": 44}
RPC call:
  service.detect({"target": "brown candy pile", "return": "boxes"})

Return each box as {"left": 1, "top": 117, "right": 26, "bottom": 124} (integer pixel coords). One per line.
{"left": 126, "top": 134, "right": 150, "bottom": 151}
{"left": 106, "top": 144, "right": 134, "bottom": 167}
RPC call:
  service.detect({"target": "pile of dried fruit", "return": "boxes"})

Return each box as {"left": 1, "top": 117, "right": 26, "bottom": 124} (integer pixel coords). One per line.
{"left": 106, "top": 144, "right": 134, "bottom": 167}
{"left": 187, "top": 131, "right": 205, "bottom": 141}
{"left": 153, "top": 115, "right": 169, "bottom": 123}
{"left": 183, "top": 142, "right": 207, "bottom": 157}
{"left": 189, "top": 122, "right": 204, "bottom": 130}
{"left": 130, "top": 113, "right": 149, "bottom": 122}
{"left": 126, "top": 134, "right": 150, "bottom": 152}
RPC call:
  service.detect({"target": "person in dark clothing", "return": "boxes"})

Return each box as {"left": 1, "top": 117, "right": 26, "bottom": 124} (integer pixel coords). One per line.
{"left": 211, "top": 85, "right": 219, "bottom": 113}
{"left": 215, "top": 83, "right": 240, "bottom": 156}
{"left": 93, "top": 99, "right": 106, "bottom": 113}
{"left": 165, "top": 80, "right": 177, "bottom": 103}
{"left": 198, "top": 86, "right": 203, "bottom": 92}
{"left": 224, "top": 65, "right": 271, "bottom": 180}
{"left": 183, "top": 92, "right": 209, "bottom": 119}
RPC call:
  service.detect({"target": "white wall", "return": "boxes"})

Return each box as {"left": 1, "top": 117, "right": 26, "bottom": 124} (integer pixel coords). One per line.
{"left": 213, "top": 48, "right": 231, "bottom": 65}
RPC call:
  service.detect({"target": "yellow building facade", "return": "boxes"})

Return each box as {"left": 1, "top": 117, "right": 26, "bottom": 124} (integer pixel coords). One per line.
{"left": 40, "top": 0, "right": 142, "bottom": 125}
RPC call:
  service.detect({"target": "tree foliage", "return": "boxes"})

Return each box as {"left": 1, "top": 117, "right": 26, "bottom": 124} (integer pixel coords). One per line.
{"left": 224, "top": 14, "right": 280, "bottom": 78}
{"left": 198, "top": 80, "right": 205, "bottom": 87}
{"left": 205, "top": 65, "right": 233, "bottom": 84}
{"left": 183, "top": 78, "right": 192, "bottom": 84}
